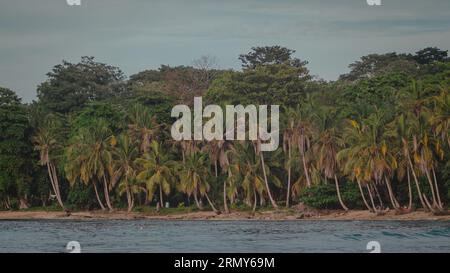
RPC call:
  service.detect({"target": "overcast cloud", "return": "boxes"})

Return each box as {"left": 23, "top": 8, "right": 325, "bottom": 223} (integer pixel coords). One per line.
{"left": 1, "top": 0, "right": 449, "bottom": 101}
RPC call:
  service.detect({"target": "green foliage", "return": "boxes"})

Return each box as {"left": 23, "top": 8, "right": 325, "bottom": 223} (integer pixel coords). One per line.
{"left": 0, "top": 87, "right": 33, "bottom": 202}
{"left": 37, "top": 56, "right": 127, "bottom": 114}
{"left": 66, "top": 182, "right": 96, "bottom": 210}
{"left": 299, "top": 183, "right": 364, "bottom": 210}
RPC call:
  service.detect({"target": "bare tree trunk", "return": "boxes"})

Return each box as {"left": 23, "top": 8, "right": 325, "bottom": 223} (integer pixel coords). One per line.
{"left": 431, "top": 167, "right": 443, "bottom": 209}
{"left": 334, "top": 175, "right": 348, "bottom": 211}
{"left": 299, "top": 139, "right": 311, "bottom": 188}
{"left": 103, "top": 176, "right": 113, "bottom": 211}
{"left": 385, "top": 177, "right": 400, "bottom": 211}
{"left": 407, "top": 155, "right": 428, "bottom": 210}
{"left": 259, "top": 152, "right": 278, "bottom": 209}
{"left": 159, "top": 184, "right": 164, "bottom": 208}
{"left": 286, "top": 141, "right": 292, "bottom": 208}
{"left": 223, "top": 171, "right": 230, "bottom": 214}
{"left": 252, "top": 188, "right": 257, "bottom": 213}
{"left": 205, "top": 192, "right": 220, "bottom": 214}
{"left": 47, "top": 162, "right": 65, "bottom": 210}
{"left": 126, "top": 181, "right": 133, "bottom": 213}
{"left": 357, "top": 181, "right": 372, "bottom": 212}
{"left": 193, "top": 192, "right": 203, "bottom": 210}
{"left": 425, "top": 169, "right": 438, "bottom": 207}
{"left": 373, "top": 183, "right": 384, "bottom": 209}
{"left": 19, "top": 198, "right": 29, "bottom": 209}
{"left": 406, "top": 167, "right": 413, "bottom": 211}
{"left": 367, "top": 184, "right": 380, "bottom": 214}
{"left": 93, "top": 181, "right": 106, "bottom": 211}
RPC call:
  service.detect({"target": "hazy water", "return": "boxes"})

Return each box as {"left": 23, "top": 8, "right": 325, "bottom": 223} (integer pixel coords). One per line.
{"left": 0, "top": 220, "right": 449, "bottom": 253}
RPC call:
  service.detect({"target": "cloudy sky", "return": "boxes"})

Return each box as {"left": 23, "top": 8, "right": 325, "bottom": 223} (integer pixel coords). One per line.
{"left": 1, "top": 0, "right": 449, "bottom": 101}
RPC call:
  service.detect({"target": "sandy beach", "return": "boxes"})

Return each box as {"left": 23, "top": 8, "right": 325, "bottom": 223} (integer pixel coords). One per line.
{"left": 1, "top": 208, "right": 449, "bottom": 221}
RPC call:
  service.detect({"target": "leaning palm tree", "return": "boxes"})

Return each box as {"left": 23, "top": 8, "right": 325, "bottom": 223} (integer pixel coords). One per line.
{"left": 136, "top": 141, "right": 175, "bottom": 208}
{"left": 316, "top": 127, "right": 349, "bottom": 211}
{"left": 65, "top": 131, "right": 106, "bottom": 210}
{"left": 111, "top": 133, "right": 139, "bottom": 212}
{"left": 338, "top": 114, "right": 394, "bottom": 214}
{"left": 67, "top": 119, "right": 115, "bottom": 211}
{"left": 253, "top": 138, "right": 278, "bottom": 209}
{"left": 178, "top": 152, "right": 219, "bottom": 214}
{"left": 33, "top": 116, "right": 66, "bottom": 211}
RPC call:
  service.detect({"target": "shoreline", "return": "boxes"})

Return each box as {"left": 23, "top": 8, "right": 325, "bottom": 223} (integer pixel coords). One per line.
{"left": 0, "top": 209, "right": 449, "bottom": 221}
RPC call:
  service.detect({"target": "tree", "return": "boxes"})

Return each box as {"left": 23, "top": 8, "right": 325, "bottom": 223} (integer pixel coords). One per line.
{"left": 65, "top": 119, "right": 115, "bottom": 211}
{"left": 203, "top": 140, "right": 233, "bottom": 213}
{"left": 111, "top": 134, "right": 139, "bottom": 212}
{"left": 128, "top": 103, "right": 159, "bottom": 153}
{"left": 414, "top": 47, "right": 448, "bottom": 65}
{"left": 136, "top": 141, "right": 175, "bottom": 208}
{"left": 339, "top": 52, "right": 417, "bottom": 82}
{"left": 178, "top": 152, "right": 219, "bottom": 213}
{"left": 0, "top": 88, "right": 33, "bottom": 209}
{"left": 37, "top": 56, "right": 126, "bottom": 114}
{"left": 33, "top": 113, "right": 67, "bottom": 212}
{"left": 239, "top": 46, "right": 308, "bottom": 69}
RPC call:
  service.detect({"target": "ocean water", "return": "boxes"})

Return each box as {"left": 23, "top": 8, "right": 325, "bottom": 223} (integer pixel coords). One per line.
{"left": 0, "top": 220, "right": 449, "bottom": 253}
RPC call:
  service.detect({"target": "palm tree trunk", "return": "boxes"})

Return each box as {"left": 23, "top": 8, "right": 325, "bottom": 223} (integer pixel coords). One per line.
{"left": 334, "top": 175, "right": 348, "bottom": 211}
{"left": 286, "top": 141, "right": 292, "bottom": 208}
{"left": 431, "top": 167, "right": 443, "bottom": 209}
{"left": 48, "top": 162, "right": 65, "bottom": 210}
{"left": 407, "top": 155, "right": 428, "bottom": 210}
{"left": 252, "top": 188, "right": 257, "bottom": 213}
{"left": 367, "top": 184, "right": 378, "bottom": 213}
{"left": 385, "top": 177, "right": 400, "bottom": 210}
{"left": 159, "top": 184, "right": 164, "bottom": 208}
{"left": 193, "top": 192, "right": 203, "bottom": 210}
{"left": 357, "top": 180, "right": 372, "bottom": 212}
{"left": 373, "top": 183, "right": 384, "bottom": 209}
{"left": 299, "top": 140, "right": 312, "bottom": 187}
{"left": 103, "top": 176, "right": 113, "bottom": 211}
{"left": 259, "top": 152, "right": 278, "bottom": 209}
{"left": 406, "top": 167, "right": 413, "bottom": 211}
{"left": 224, "top": 170, "right": 230, "bottom": 214}
{"left": 424, "top": 169, "right": 438, "bottom": 207}
{"left": 126, "top": 179, "right": 133, "bottom": 212}
{"left": 205, "top": 192, "right": 220, "bottom": 214}
{"left": 93, "top": 181, "right": 106, "bottom": 210}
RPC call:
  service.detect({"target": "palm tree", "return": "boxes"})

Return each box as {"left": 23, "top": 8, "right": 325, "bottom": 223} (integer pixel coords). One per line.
{"left": 111, "top": 133, "right": 139, "bottom": 212}
{"left": 430, "top": 84, "right": 450, "bottom": 149}
{"left": 178, "top": 152, "right": 219, "bottom": 214}
{"left": 66, "top": 119, "right": 115, "bottom": 211}
{"left": 253, "top": 138, "right": 279, "bottom": 209}
{"left": 291, "top": 100, "right": 317, "bottom": 189}
{"left": 136, "top": 141, "right": 175, "bottom": 208}
{"left": 33, "top": 116, "right": 66, "bottom": 212}
{"left": 65, "top": 130, "right": 106, "bottom": 210}
{"left": 203, "top": 139, "right": 233, "bottom": 213}
{"left": 338, "top": 113, "right": 395, "bottom": 214}
{"left": 316, "top": 127, "right": 349, "bottom": 211}
{"left": 228, "top": 142, "right": 265, "bottom": 212}
{"left": 128, "top": 103, "right": 159, "bottom": 153}
{"left": 282, "top": 107, "right": 296, "bottom": 207}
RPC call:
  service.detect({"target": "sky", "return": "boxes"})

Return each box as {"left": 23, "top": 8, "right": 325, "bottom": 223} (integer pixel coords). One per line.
{"left": 1, "top": 0, "right": 450, "bottom": 102}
